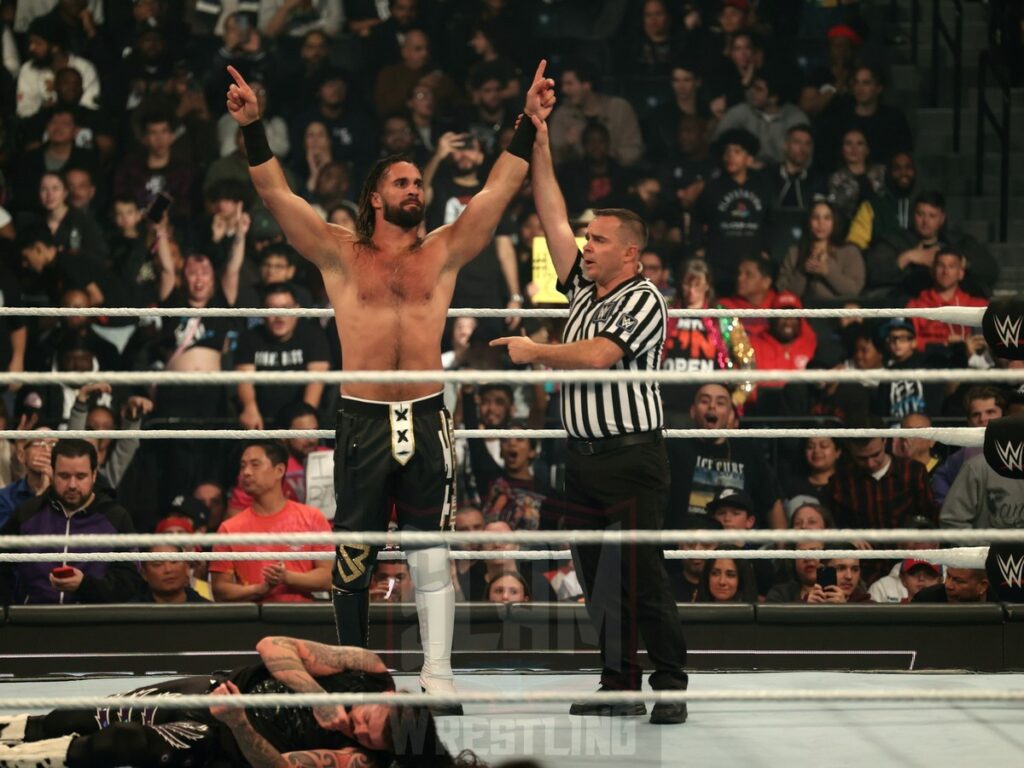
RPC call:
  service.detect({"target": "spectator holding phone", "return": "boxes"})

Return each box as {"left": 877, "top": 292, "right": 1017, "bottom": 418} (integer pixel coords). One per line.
{"left": 826, "top": 553, "right": 872, "bottom": 602}
{"left": 0, "top": 439, "right": 143, "bottom": 606}
{"left": 767, "top": 541, "right": 846, "bottom": 603}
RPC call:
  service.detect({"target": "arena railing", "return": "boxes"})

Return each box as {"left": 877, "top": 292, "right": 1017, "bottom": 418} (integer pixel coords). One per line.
{"left": 975, "top": 47, "right": 1012, "bottom": 242}
{"left": 930, "top": 0, "right": 966, "bottom": 152}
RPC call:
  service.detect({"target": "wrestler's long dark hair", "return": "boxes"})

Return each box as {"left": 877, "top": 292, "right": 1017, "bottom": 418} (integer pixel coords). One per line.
{"left": 385, "top": 704, "right": 486, "bottom": 768}
{"left": 317, "top": 672, "right": 485, "bottom": 767}
{"left": 356, "top": 154, "right": 416, "bottom": 241}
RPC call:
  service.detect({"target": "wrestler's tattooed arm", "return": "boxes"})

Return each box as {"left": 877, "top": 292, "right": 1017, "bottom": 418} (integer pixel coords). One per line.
{"left": 281, "top": 749, "right": 376, "bottom": 768}
{"left": 257, "top": 636, "right": 388, "bottom": 692}
{"left": 226, "top": 714, "right": 374, "bottom": 768}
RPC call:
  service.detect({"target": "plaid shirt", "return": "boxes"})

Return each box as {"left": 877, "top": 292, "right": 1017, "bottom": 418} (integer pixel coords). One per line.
{"left": 829, "top": 456, "right": 938, "bottom": 529}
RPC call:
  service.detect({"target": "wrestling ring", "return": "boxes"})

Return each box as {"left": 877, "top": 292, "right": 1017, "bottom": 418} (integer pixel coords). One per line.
{"left": 1, "top": 301, "right": 1023, "bottom": 766}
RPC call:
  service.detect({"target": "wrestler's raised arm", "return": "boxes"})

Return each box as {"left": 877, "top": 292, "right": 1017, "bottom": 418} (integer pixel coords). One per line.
{"left": 226, "top": 66, "right": 345, "bottom": 271}
{"left": 440, "top": 60, "right": 556, "bottom": 267}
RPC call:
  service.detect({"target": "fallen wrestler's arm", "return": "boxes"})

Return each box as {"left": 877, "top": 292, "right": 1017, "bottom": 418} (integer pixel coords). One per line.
{"left": 257, "top": 636, "right": 389, "bottom": 682}
{"left": 210, "top": 680, "right": 377, "bottom": 768}
{"left": 256, "top": 636, "right": 389, "bottom": 732}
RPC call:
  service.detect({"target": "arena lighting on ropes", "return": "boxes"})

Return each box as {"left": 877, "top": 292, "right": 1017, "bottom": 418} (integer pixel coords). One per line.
{"left": 0, "top": 427, "right": 989, "bottom": 446}
{"left": 0, "top": 548, "right": 992, "bottom": 568}
{"left": 2, "top": 688, "right": 1024, "bottom": 712}
{"left": 5, "top": 529, "right": 1024, "bottom": 549}
{"left": 0, "top": 369, "right": 1021, "bottom": 386}
{"left": 0, "top": 305, "right": 998, "bottom": 321}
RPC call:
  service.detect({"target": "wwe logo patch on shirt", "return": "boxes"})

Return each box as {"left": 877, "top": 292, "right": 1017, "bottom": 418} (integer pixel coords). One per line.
{"left": 616, "top": 313, "right": 638, "bottom": 332}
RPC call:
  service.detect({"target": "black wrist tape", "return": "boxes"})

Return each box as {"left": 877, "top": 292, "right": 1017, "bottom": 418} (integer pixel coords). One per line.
{"left": 242, "top": 120, "right": 273, "bottom": 166}
{"left": 506, "top": 115, "right": 537, "bottom": 161}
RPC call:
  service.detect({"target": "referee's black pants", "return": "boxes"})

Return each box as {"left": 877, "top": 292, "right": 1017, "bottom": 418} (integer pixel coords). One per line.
{"left": 565, "top": 437, "right": 688, "bottom": 692}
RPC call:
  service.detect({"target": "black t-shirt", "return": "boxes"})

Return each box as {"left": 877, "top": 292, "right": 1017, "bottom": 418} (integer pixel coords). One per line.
{"left": 20, "top": 249, "right": 103, "bottom": 306}
{"left": 666, "top": 437, "right": 781, "bottom": 529}
{"left": 426, "top": 170, "right": 512, "bottom": 308}
{"left": 235, "top": 320, "right": 330, "bottom": 421}
{"left": 0, "top": 262, "right": 24, "bottom": 370}
{"left": 694, "top": 169, "right": 772, "bottom": 293}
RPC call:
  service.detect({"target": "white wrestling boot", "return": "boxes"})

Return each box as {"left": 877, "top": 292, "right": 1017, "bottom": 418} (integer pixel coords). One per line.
{"left": 407, "top": 546, "right": 463, "bottom": 716}
{"left": 0, "top": 734, "right": 73, "bottom": 768}
{"left": 0, "top": 716, "right": 28, "bottom": 745}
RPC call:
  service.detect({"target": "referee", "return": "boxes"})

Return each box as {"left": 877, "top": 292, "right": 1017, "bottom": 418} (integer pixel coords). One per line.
{"left": 491, "top": 115, "right": 688, "bottom": 725}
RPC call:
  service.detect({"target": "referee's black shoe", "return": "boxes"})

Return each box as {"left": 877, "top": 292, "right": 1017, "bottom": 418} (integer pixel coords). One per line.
{"left": 649, "top": 702, "right": 688, "bottom": 724}
{"left": 569, "top": 689, "right": 646, "bottom": 717}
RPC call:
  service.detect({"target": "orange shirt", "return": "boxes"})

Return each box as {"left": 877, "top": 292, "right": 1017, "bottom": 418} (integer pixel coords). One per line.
{"left": 209, "top": 500, "right": 332, "bottom": 603}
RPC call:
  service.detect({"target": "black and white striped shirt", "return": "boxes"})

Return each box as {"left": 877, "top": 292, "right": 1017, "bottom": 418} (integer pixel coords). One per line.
{"left": 558, "top": 253, "right": 667, "bottom": 439}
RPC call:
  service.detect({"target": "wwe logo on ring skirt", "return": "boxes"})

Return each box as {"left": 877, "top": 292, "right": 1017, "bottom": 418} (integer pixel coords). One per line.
{"left": 983, "top": 415, "right": 1024, "bottom": 480}
{"left": 982, "top": 297, "right": 1024, "bottom": 360}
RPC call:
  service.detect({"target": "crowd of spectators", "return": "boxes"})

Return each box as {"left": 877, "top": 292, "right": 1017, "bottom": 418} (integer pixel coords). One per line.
{"left": 0, "top": 0, "right": 1021, "bottom": 609}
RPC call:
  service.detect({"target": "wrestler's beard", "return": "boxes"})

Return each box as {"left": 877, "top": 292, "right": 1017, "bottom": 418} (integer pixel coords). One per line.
{"left": 382, "top": 199, "right": 424, "bottom": 230}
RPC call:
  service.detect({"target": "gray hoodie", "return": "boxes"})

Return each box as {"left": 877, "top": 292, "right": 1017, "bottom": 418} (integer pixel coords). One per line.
{"left": 68, "top": 400, "right": 143, "bottom": 491}
{"left": 940, "top": 453, "right": 1024, "bottom": 530}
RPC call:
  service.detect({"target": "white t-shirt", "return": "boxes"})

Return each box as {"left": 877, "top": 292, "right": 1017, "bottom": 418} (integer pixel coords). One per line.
{"left": 16, "top": 53, "right": 100, "bottom": 117}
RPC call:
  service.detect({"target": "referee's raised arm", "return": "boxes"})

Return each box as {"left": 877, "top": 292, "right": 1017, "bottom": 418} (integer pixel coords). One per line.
{"left": 529, "top": 114, "right": 579, "bottom": 286}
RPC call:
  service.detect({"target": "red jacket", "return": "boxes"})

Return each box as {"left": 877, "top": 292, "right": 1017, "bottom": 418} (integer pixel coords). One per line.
{"left": 719, "top": 291, "right": 778, "bottom": 340}
{"left": 750, "top": 326, "right": 818, "bottom": 389}
{"left": 906, "top": 288, "right": 987, "bottom": 350}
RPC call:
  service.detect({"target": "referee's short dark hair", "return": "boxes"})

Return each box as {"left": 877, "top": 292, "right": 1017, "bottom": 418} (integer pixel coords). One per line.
{"left": 592, "top": 208, "right": 648, "bottom": 250}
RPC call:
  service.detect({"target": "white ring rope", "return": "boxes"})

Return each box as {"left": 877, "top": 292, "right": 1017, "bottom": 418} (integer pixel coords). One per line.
{"left": 0, "top": 427, "right": 987, "bottom": 447}
{"left": 1, "top": 688, "right": 1022, "bottom": 711}
{"left": 0, "top": 306, "right": 990, "bottom": 323}
{"left": 0, "top": 529, "right": 1019, "bottom": 549}
{"left": 0, "top": 548, "right": 986, "bottom": 568}
{"left": 0, "top": 369, "right": 1019, "bottom": 386}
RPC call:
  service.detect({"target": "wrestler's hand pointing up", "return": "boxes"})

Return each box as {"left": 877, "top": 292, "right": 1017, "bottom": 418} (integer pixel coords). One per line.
{"left": 524, "top": 59, "right": 556, "bottom": 121}
{"left": 226, "top": 65, "right": 260, "bottom": 126}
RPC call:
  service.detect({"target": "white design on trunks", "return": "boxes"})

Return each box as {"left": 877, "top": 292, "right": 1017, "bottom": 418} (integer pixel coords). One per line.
{"left": 151, "top": 722, "right": 209, "bottom": 750}
{"left": 390, "top": 401, "right": 415, "bottom": 466}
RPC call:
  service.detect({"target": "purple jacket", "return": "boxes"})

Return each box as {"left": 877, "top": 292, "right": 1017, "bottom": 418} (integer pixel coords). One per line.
{"left": 0, "top": 491, "right": 143, "bottom": 605}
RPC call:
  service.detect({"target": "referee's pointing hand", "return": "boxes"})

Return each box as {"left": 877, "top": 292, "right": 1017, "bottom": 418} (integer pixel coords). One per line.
{"left": 491, "top": 333, "right": 538, "bottom": 365}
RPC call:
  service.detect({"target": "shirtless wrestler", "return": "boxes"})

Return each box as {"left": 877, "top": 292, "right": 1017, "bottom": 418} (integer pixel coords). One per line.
{"left": 225, "top": 63, "right": 556, "bottom": 714}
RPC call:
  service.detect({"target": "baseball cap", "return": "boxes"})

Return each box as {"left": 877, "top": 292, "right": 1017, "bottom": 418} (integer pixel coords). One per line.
{"left": 828, "top": 23, "right": 864, "bottom": 46}
{"left": 706, "top": 487, "right": 755, "bottom": 516}
{"left": 155, "top": 515, "right": 195, "bottom": 535}
{"left": 901, "top": 559, "right": 940, "bottom": 576}
{"left": 772, "top": 291, "right": 803, "bottom": 310}
{"left": 882, "top": 318, "right": 916, "bottom": 338}
{"left": 168, "top": 495, "right": 209, "bottom": 529}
